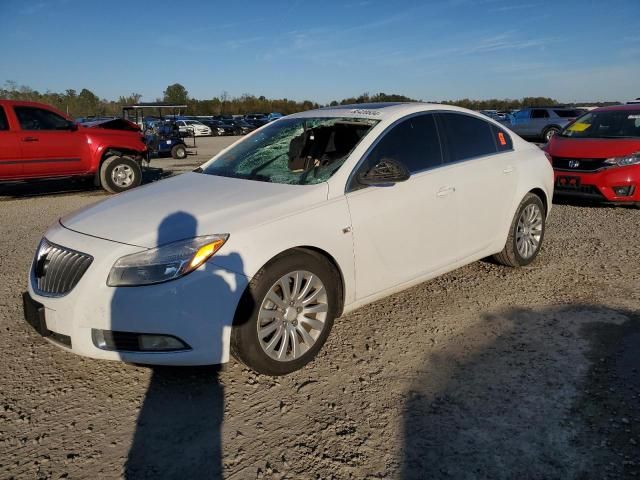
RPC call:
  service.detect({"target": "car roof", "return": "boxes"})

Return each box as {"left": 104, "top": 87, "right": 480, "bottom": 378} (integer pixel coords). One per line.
{"left": 288, "top": 102, "right": 477, "bottom": 121}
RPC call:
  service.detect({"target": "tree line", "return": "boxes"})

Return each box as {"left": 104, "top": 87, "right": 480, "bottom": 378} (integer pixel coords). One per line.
{"left": 0, "top": 81, "right": 619, "bottom": 118}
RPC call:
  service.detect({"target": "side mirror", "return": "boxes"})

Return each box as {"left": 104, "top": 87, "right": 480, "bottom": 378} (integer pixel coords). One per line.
{"left": 68, "top": 121, "right": 78, "bottom": 131}
{"left": 357, "top": 159, "right": 410, "bottom": 186}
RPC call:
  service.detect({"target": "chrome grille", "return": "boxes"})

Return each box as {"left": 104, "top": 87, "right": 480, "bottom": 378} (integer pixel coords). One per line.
{"left": 32, "top": 238, "right": 93, "bottom": 297}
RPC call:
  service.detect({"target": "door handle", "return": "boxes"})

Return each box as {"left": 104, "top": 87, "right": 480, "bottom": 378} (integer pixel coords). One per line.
{"left": 436, "top": 186, "right": 456, "bottom": 198}
{"left": 22, "top": 136, "right": 39, "bottom": 142}
{"left": 503, "top": 166, "right": 514, "bottom": 174}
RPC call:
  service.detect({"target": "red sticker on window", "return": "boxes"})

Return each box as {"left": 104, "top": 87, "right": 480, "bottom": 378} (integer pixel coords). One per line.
{"left": 498, "top": 132, "right": 507, "bottom": 146}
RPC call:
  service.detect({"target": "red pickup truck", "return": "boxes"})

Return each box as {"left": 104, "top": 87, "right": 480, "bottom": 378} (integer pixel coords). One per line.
{"left": 0, "top": 100, "right": 148, "bottom": 193}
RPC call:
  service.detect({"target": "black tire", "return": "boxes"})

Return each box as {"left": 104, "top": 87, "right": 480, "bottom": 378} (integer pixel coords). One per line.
{"left": 493, "top": 193, "right": 546, "bottom": 267}
{"left": 542, "top": 126, "right": 560, "bottom": 142}
{"left": 99, "top": 155, "right": 142, "bottom": 194}
{"left": 171, "top": 144, "right": 187, "bottom": 159}
{"left": 230, "top": 249, "right": 342, "bottom": 375}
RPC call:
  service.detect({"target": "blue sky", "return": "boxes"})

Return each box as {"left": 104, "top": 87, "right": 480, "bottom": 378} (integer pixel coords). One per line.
{"left": 1, "top": 0, "right": 639, "bottom": 103}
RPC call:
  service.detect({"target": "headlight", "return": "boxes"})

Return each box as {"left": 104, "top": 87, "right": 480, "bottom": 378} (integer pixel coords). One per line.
{"left": 107, "top": 234, "right": 229, "bottom": 287}
{"left": 604, "top": 152, "right": 640, "bottom": 167}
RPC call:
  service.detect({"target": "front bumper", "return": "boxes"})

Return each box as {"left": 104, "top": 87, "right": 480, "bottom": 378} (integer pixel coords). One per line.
{"left": 25, "top": 223, "right": 249, "bottom": 366}
{"left": 553, "top": 165, "right": 640, "bottom": 203}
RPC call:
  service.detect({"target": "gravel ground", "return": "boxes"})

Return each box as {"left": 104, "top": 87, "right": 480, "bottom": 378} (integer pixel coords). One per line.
{"left": 0, "top": 136, "right": 639, "bottom": 479}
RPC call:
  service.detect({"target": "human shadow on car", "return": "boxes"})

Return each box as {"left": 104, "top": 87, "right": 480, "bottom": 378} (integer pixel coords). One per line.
{"left": 107, "top": 211, "right": 251, "bottom": 478}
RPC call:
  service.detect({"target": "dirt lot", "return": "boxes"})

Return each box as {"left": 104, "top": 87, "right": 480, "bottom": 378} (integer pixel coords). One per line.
{"left": 1, "top": 136, "right": 639, "bottom": 479}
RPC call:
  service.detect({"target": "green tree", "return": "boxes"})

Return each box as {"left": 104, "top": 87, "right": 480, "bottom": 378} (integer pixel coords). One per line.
{"left": 163, "top": 83, "right": 189, "bottom": 104}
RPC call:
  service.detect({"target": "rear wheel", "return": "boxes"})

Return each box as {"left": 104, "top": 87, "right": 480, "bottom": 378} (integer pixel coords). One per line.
{"left": 230, "top": 249, "right": 341, "bottom": 375}
{"left": 493, "top": 193, "right": 546, "bottom": 267}
{"left": 171, "top": 144, "right": 187, "bottom": 159}
{"left": 99, "top": 155, "right": 142, "bottom": 194}
{"left": 543, "top": 126, "right": 560, "bottom": 142}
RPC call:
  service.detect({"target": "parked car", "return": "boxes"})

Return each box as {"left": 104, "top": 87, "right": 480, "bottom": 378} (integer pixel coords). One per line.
{"left": 175, "top": 120, "right": 212, "bottom": 137}
{"left": 545, "top": 104, "right": 640, "bottom": 205}
{"left": 244, "top": 113, "right": 269, "bottom": 128}
{"left": 200, "top": 119, "right": 235, "bottom": 136}
{"left": 224, "top": 119, "right": 257, "bottom": 135}
{"left": 23, "top": 103, "right": 553, "bottom": 375}
{"left": 267, "top": 112, "right": 283, "bottom": 122}
{"left": 0, "top": 100, "right": 147, "bottom": 193}
{"left": 503, "top": 107, "right": 583, "bottom": 142}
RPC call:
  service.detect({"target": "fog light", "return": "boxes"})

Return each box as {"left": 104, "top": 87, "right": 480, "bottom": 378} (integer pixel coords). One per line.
{"left": 92, "top": 329, "right": 190, "bottom": 352}
{"left": 612, "top": 185, "right": 634, "bottom": 197}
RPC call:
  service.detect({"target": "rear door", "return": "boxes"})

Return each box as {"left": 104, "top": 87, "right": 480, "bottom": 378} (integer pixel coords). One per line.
{"left": 14, "top": 106, "right": 87, "bottom": 177}
{"left": 0, "top": 105, "right": 23, "bottom": 178}
{"left": 436, "top": 112, "right": 517, "bottom": 258}
{"left": 346, "top": 113, "right": 459, "bottom": 300}
{"left": 530, "top": 109, "right": 550, "bottom": 137}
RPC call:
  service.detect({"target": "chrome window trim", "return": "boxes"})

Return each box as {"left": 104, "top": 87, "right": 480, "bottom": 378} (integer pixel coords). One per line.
{"left": 345, "top": 110, "right": 514, "bottom": 193}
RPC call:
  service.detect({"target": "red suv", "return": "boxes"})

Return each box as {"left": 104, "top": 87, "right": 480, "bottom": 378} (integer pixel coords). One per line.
{"left": 545, "top": 104, "right": 640, "bottom": 206}
{"left": 0, "top": 100, "right": 147, "bottom": 193}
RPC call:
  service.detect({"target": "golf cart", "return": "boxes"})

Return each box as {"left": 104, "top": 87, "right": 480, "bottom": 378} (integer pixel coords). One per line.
{"left": 122, "top": 103, "right": 196, "bottom": 160}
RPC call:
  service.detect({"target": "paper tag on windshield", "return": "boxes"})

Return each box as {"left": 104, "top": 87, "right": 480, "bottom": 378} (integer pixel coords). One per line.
{"left": 628, "top": 115, "right": 640, "bottom": 119}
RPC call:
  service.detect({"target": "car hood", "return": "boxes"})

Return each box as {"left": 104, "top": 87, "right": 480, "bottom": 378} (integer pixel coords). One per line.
{"left": 546, "top": 135, "right": 640, "bottom": 158}
{"left": 60, "top": 172, "right": 328, "bottom": 248}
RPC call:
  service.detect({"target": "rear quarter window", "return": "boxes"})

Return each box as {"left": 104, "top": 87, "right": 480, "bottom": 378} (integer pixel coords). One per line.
{"left": 490, "top": 124, "right": 513, "bottom": 151}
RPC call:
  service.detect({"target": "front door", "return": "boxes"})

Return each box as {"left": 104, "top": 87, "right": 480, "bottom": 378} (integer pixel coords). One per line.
{"left": 13, "top": 106, "right": 87, "bottom": 177}
{"left": 345, "top": 113, "right": 459, "bottom": 301}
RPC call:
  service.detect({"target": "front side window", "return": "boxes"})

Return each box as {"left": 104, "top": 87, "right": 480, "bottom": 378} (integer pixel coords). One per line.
{"left": 514, "top": 110, "right": 530, "bottom": 120}
{"left": 357, "top": 114, "right": 442, "bottom": 177}
{"left": 438, "top": 113, "right": 497, "bottom": 162}
{"left": 200, "top": 117, "right": 378, "bottom": 185}
{"left": 560, "top": 110, "right": 640, "bottom": 139}
{"left": 0, "top": 107, "right": 8, "bottom": 131}
{"left": 14, "top": 107, "right": 70, "bottom": 131}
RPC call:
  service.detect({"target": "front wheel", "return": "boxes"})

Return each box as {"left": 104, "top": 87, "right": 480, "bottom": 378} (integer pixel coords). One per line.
{"left": 99, "top": 155, "right": 142, "bottom": 194}
{"left": 230, "top": 249, "right": 342, "bottom": 375}
{"left": 493, "top": 193, "right": 546, "bottom": 267}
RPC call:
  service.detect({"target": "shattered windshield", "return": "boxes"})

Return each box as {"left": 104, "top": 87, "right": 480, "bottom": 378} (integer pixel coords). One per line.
{"left": 199, "top": 117, "right": 378, "bottom": 185}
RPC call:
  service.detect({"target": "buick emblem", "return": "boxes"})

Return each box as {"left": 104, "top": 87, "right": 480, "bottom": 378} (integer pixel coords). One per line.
{"left": 568, "top": 160, "right": 580, "bottom": 168}
{"left": 35, "top": 253, "right": 49, "bottom": 278}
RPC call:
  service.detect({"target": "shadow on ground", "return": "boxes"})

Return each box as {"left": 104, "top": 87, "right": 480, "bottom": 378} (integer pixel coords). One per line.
{"left": 0, "top": 167, "right": 167, "bottom": 199}
{"left": 401, "top": 304, "right": 640, "bottom": 480}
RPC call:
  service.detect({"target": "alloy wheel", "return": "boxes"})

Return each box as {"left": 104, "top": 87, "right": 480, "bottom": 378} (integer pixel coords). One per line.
{"left": 516, "top": 203, "right": 543, "bottom": 259}
{"left": 257, "top": 270, "right": 328, "bottom": 362}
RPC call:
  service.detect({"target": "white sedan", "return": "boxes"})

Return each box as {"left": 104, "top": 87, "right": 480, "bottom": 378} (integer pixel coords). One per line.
{"left": 24, "top": 103, "right": 553, "bottom": 375}
{"left": 175, "top": 119, "right": 211, "bottom": 136}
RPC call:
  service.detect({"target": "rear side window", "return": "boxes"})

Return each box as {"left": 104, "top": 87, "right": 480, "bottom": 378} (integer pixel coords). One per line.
{"left": 437, "top": 113, "right": 497, "bottom": 162}
{"left": 0, "top": 107, "right": 8, "bottom": 131}
{"left": 490, "top": 124, "right": 513, "bottom": 151}
{"left": 14, "top": 107, "right": 69, "bottom": 130}
{"left": 531, "top": 109, "right": 550, "bottom": 119}
{"left": 363, "top": 113, "right": 442, "bottom": 174}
